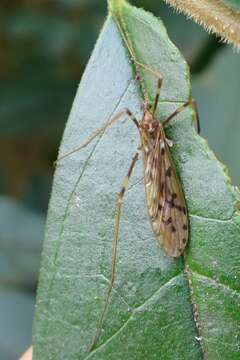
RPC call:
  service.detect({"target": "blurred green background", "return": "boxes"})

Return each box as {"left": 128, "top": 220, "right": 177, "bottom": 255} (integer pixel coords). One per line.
{"left": 0, "top": 1, "right": 239, "bottom": 358}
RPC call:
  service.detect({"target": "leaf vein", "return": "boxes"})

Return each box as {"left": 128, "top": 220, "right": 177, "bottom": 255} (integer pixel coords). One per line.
{"left": 191, "top": 271, "right": 240, "bottom": 297}
{"left": 85, "top": 273, "right": 182, "bottom": 358}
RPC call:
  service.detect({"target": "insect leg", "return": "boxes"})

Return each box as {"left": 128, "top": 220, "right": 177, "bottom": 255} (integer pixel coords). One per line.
{"left": 114, "top": 15, "right": 163, "bottom": 81}
{"left": 113, "top": 16, "right": 163, "bottom": 100}
{"left": 135, "top": 70, "right": 162, "bottom": 117}
{"left": 191, "top": 100, "right": 200, "bottom": 134}
{"left": 133, "top": 61, "right": 163, "bottom": 113}
{"left": 152, "top": 77, "right": 163, "bottom": 117}
{"left": 113, "top": 16, "right": 200, "bottom": 133}
{"left": 89, "top": 149, "right": 140, "bottom": 351}
{"left": 55, "top": 109, "right": 140, "bottom": 164}
{"left": 163, "top": 99, "right": 200, "bottom": 133}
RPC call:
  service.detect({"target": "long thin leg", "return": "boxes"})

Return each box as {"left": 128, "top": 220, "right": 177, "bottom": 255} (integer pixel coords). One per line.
{"left": 192, "top": 100, "right": 201, "bottom": 134}
{"left": 133, "top": 62, "right": 163, "bottom": 110}
{"left": 89, "top": 149, "right": 140, "bottom": 352}
{"left": 55, "top": 109, "right": 139, "bottom": 164}
{"left": 113, "top": 15, "right": 201, "bottom": 133}
{"left": 113, "top": 15, "right": 164, "bottom": 102}
{"left": 114, "top": 16, "right": 163, "bottom": 81}
{"left": 163, "top": 99, "right": 200, "bottom": 134}
{"left": 135, "top": 72, "right": 162, "bottom": 117}
{"left": 152, "top": 77, "right": 163, "bottom": 117}
{"left": 128, "top": 56, "right": 199, "bottom": 133}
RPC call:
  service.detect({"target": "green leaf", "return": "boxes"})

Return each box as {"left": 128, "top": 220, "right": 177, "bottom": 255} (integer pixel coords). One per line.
{"left": 33, "top": 0, "right": 240, "bottom": 359}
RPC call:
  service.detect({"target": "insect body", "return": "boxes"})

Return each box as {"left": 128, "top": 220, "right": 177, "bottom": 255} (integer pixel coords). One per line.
{"left": 57, "top": 66, "right": 199, "bottom": 352}
{"left": 139, "top": 105, "right": 188, "bottom": 257}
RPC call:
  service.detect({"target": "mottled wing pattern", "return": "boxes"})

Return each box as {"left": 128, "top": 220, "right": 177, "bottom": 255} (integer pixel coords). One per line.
{"left": 144, "top": 130, "right": 188, "bottom": 257}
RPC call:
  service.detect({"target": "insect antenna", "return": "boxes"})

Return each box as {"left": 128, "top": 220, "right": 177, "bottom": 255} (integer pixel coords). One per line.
{"left": 89, "top": 150, "right": 140, "bottom": 351}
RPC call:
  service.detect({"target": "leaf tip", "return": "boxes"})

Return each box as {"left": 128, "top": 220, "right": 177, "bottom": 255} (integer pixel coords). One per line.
{"left": 108, "top": 0, "right": 127, "bottom": 14}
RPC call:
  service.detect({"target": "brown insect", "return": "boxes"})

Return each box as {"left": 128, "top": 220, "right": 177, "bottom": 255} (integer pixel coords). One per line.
{"left": 57, "top": 66, "right": 200, "bottom": 350}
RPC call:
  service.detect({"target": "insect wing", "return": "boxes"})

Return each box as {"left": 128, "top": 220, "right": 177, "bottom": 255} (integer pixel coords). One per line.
{"left": 144, "top": 132, "right": 188, "bottom": 257}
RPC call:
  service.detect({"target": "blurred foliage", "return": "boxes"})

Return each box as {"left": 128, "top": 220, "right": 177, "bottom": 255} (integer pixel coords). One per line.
{"left": 0, "top": 288, "right": 35, "bottom": 359}
{"left": 223, "top": 0, "right": 240, "bottom": 10}
{"left": 0, "top": 0, "right": 239, "bottom": 358}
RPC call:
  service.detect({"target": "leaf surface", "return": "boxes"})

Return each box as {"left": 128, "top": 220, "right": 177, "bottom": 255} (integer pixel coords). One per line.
{"left": 33, "top": 1, "right": 240, "bottom": 359}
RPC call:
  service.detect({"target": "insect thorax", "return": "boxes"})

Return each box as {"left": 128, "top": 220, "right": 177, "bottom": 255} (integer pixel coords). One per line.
{"left": 139, "top": 109, "right": 163, "bottom": 149}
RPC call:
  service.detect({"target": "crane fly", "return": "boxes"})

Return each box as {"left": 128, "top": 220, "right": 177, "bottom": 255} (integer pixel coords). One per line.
{"left": 56, "top": 61, "right": 200, "bottom": 351}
